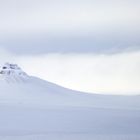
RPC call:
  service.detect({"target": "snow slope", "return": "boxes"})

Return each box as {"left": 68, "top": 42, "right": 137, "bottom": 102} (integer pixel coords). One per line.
{"left": 0, "top": 63, "right": 140, "bottom": 140}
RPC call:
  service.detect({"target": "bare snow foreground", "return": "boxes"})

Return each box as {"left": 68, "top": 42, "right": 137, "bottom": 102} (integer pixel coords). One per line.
{"left": 0, "top": 63, "right": 140, "bottom": 140}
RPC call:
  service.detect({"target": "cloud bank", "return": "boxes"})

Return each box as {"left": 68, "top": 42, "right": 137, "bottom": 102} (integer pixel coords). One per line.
{"left": 0, "top": 0, "right": 140, "bottom": 55}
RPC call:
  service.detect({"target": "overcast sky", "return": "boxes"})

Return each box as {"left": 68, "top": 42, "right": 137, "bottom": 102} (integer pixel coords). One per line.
{"left": 0, "top": 0, "right": 140, "bottom": 94}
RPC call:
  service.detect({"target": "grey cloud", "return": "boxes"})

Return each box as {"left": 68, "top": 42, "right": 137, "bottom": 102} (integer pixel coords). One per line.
{"left": 0, "top": 0, "right": 140, "bottom": 55}
{"left": 1, "top": 32, "right": 140, "bottom": 55}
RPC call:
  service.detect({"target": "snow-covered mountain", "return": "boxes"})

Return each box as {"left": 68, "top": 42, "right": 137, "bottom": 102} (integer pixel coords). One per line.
{"left": 0, "top": 63, "right": 140, "bottom": 140}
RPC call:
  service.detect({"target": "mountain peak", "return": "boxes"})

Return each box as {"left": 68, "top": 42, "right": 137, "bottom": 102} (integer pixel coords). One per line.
{"left": 0, "top": 63, "right": 27, "bottom": 76}
{"left": 0, "top": 63, "right": 28, "bottom": 83}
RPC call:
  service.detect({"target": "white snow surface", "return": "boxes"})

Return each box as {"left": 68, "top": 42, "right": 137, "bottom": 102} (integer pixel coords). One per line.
{"left": 0, "top": 63, "right": 140, "bottom": 140}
